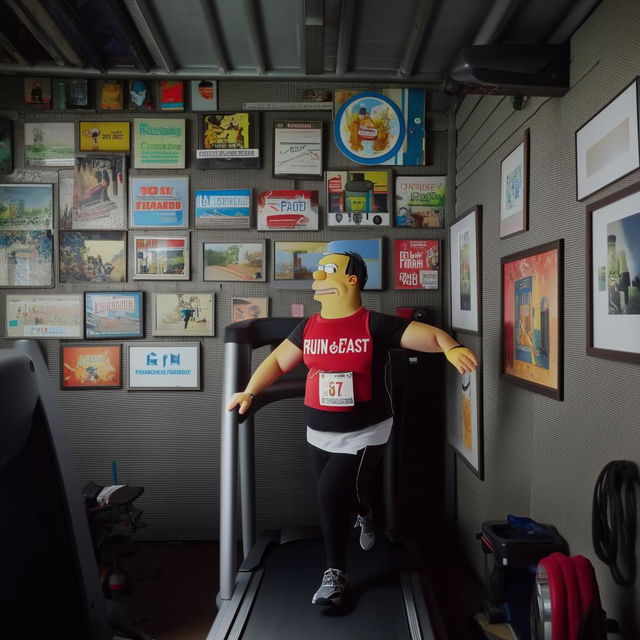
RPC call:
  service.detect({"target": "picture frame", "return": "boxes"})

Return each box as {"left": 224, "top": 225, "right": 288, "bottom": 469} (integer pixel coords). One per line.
{"left": 159, "top": 80, "right": 184, "bottom": 111}
{"left": 0, "top": 184, "right": 53, "bottom": 229}
{"left": 393, "top": 239, "right": 440, "bottom": 290}
{"left": 256, "top": 190, "right": 319, "bottom": 231}
{"left": 59, "top": 230, "right": 127, "bottom": 283}
{"left": 6, "top": 294, "right": 83, "bottom": 339}
{"left": 60, "top": 343, "right": 122, "bottom": 390}
{"left": 85, "top": 291, "right": 143, "bottom": 339}
{"left": 190, "top": 80, "right": 218, "bottom": 111}
{"left": 24, "top": 122, "right": 75, "bottom": 167}
{"left": 194, "top": 188, "right": 251, "bottom": 229}
{"left": 203, "top": 241, "right": 266, "bottom": 282}
{"left": 134, "top": 234, "right": 190, "bottom": 280}
{"left": 231, "top": 297, "right": 269, "bottom": 323}
{"left": 133, "top": 118, "right": 186, "bottom": 169}
{"left": 273, "top": 121, "right": 323, "bottom": 178}
{"left": 500, "top": 129, "right": 529, "bottom": 238}
{"left": 450, "top": 205, "right": 482, "bottom": 334}
{"left": 326, "top": 170, "right": 391, "bottom": 227}
{"left": 0, "top": 120, "right": 13, "bottom": 175}
{"left": 127, "top": 79, "right": 153, "bottom": 112}
{"left": 152, "top": 293, "right": 215, "bottom": 337}
{"left": 196, "top": 112, "right": 261, "bottom": 169}
{"left": 586, "top": 181, "right": 640, "bottom": 363}
{"left": 53, "top": 78, "right": 91, "bottom": 110}
{"left": 79, "top": 121, "right": 131, "bottom": 153}
{"left": 129, "top": 176, "right": 189, "bottom": 229}
{"left": 0, "top": 230, "right": 53, "bottom": 287}
{"left": 127, "top": 342, "right": 201, "bottom": 391}
{"left": 501, "top": 240, "right": 564, "bottom": 400}
{"left": 100, "top": 80, "right": 123, "bottom": 111}
{"left": 395, "top": 175, "right": 445, "bottom": 228}
{"left": 576, "top": 78, "right": 640, "bottom": 202}
{"left": 24, "top": 77, "right": 52, "bottom": 109}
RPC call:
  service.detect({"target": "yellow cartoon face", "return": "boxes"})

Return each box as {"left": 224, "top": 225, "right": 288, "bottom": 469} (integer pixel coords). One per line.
{"left": 312, "top": 253, "right": 359, "bottom": 315}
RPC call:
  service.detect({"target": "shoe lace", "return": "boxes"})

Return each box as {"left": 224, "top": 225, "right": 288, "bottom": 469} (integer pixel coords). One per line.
{"left": 322, "top": 569, "right": 343, "bottom": 586}
{"left": 355, "top": 514, "right": 371, "bottom": 530}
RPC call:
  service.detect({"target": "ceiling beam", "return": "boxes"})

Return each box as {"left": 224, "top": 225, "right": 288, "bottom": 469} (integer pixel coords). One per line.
{"left": 199, "top": 0, "right": 229, "bottom": 74}
{"left": 473, "top": 0, "right": 524, "bottom": 44}
{"left": 243, "top": 0, "right": 266, "bottom": 74}
{"left": 397, "top": 0, "right": 437, "bottom": 77}
{"left": 304, "top": 0, "right": 324, "bottom": 74}
{"left": 0, "top": 30, "right": 30, "bottom": 66}
{"left": 335, "top": 0, "right": 357, "bottom": 75}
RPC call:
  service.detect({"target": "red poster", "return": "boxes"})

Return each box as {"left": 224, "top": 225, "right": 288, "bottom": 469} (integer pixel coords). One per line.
{"left": 393, "top": 239, "right": 440, "bottom": 290}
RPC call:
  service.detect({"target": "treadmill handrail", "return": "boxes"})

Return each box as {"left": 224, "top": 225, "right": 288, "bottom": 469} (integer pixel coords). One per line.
{"left": 224, "top": 317, "right": 302, "bottom": 349}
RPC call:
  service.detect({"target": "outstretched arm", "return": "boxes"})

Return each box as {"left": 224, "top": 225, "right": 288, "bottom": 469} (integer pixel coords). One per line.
{"left": 226, "top": 339, "right": 304, "bottom": 415}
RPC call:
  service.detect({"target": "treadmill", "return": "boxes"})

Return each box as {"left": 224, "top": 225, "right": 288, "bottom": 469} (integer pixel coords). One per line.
{"left": 207, "top": 318, "right": 436, "bottom": 640}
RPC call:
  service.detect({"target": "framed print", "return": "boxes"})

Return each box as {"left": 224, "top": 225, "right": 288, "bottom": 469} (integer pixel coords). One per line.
{"left": 326, "top": 170, "right": 391, "bottom": 226}
{"left": 500, "top": 129, "right": 529, "bottom": 238}
{"left": 587, "top": 182, "right": 640, "bottom": 363}
{"left": 6, "top": 294, "right": 83, "bottom": 339}
{"left": 152, "top": 293, "right": 215, "bottom": 337}
{"left": 133, "top": 118, "right": 186, "bottom": 169}
{"left": 59, "top": 230, "right": 127, "bottom": 283}
{"left": 576, "top": 79, "right": 640, "bottom": 201}
{"left": 393, "top": 239, "right": 439, "bottom": 290}
{"left": 501, "top": 240, "right": 563, "bottom": 400}
{"left": 395, "top": 175, "right": 445, "bottom": 228}
{"left": 127, "top": 342, "right": 201, "bottom": 390}
{"left": 134, "top": 234, "right": 190, "bottom": 280}
{"left": 450, "top": 205, "right": 482, "bottom": 334}
{"left": 190, "top": 80, "right": 218, "bottom": 111}
{"left": 24, "top": 77, "right": 52, "bottom": 109}
{"left": 127, "top": 79, "right": 153, "bottom": 111}
{"left": 58, "top": 171, "right": 74, "bottom": 230}
{"left": 79, "top": 121, "right": 131, "bottom": 152}
{"left": 273, "top": 121, "right": 323, "bottom": 178}
{"left": 85, "top": 291, "right": 143, "bottom": 339}
{"left": 0, "top": 120, "right": 12, "bottom": 175}
{"left": 129, "top": 176, "right": 189, "bottom": 229}
{"left": 194, "top": 188, "right": 251, "bottom": 229}
{"left": 24, "top": 123, "right": 75, "bottom": 167}
{"left": 203, "top": 241, "right": 265, "bottom": 282}
{"left": 100, "top": 80, "right": 123, "bottom": 111}
{"left": 231, "top": 297, "right": 269, "bottom": 323}
{"left": 0, "top": 230, "right": 53, "bottom": 287}
{"left": 53, "top": 78, "right": 91, "bottom": 110}
{"left": 159, "top": 80, "right": 184, "bottom": 111}
{"left": 257, "top": 190, "right": 319, "bottom": 230}
{"left": 60, "top": 343, "right": 122, "bottom": 390}
{"left": 0, "top": 184, "right": 53, "bottom": 229}
{"left": 197, "top": 112, "right": 261, "bottom": 169}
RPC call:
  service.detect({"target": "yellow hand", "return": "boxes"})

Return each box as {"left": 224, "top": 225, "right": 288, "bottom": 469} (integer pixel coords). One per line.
{"left": 445, "top": 346, "right": 478, "bottom": 374}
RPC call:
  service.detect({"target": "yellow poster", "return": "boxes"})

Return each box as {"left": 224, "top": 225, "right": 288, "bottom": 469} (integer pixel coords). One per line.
{"left": 79, "top": 121, "right": 131, "bottom": 152}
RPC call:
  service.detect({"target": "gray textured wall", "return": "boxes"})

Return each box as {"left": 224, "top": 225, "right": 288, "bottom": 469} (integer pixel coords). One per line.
{"left": 451, "top": 0, "right": 640, "bottom": 633}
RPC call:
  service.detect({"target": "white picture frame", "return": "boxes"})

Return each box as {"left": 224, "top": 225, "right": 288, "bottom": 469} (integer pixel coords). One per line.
{"left": 127, "top": 342, "right": 201, "bottom": 390}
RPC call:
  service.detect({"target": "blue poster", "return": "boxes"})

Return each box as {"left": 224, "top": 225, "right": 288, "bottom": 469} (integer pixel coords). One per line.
{"left": 129, "top": 176, "right": 189, "bottom": 228}
{"left": 194, "top": 189, "right": 251, "bottom": 229}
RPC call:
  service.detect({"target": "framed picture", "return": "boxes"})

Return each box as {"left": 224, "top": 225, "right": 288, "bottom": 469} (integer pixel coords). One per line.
{"left": 79, "top": 121, "right": 131, "bottom": 153}
{"left": 0, "top": 230, "right": 53, "bottom": 287}
{"left": 159, "top": 80, "right": 184, "bottom": 111}
{"left": 59, "top": 230, "right": 127, "bottom": 283}
{"left": 53, "top": 78, "right": 91, "bottom": 110}
{"left": 127, "top": 79, "right": 153, "bottom": 111}
{"left": 257, "top": 190, "right": 319, "bottom": 230}
{"left": 24, "top": 123, "right": 75, "bottom": 167}
{"left": 501, "top": 240, "right": 564, "bottom": 400}
{"left": 127, "top": 342, "right": 201, "bottom": 390}
{"left": 85, "top": 291, "right": 143, "bottom": 339}
{"left": 6, "top": 294, "right": 83, "bottom": 339}
{"left": 133, "top": 118, "right": 186, "bottom": 169}
{"left": 134, "top": 234, "right": 190, "bottom": 280}
{"left": 500, "top": 129, "right": 529, "bottom": 238}
{"left": 203, "top": 241, "right": 265, "bottom": 282}
{"left": 273, "top": 121, "right": 323, "bottom": 178}
{"left": 190, "top": 80, "right": 218, "bottom": 111}
{"left": 100, "top": 80, "right": 123, "bottom": 111}
{"left": 326, "top": 170, "right": 391, "bottom": 227}
{"left": 395, "top": 175, "right": 445, "bottom": 228}
{"left": 450, "top": 205, "right": 482, "bottom": 334}
{"left": 0, "top": 184, "right": 53, "bottom": 229}
{"left": 60, "top": 343, "right": 122, "bottom": 390}
{"left": 0, "top": 120, "right": 13, "bottom": 175}
{"left": 231, "top": 297, "right": 269, "bottom": 323}
{"left": 197, "top": 112, "right": 261, "bottom": 169}
{"left": 587, "top": 181, "right": 640, "bottom": 363}
{"left": 393, "top": 239, "right": 439, "bottom": 290}
{"left": 129, "top": 176, "right": 189, "bottom": 229}
{"left": 576, "top": 79, "right": 640, "bottom": 201}
{"left": 152, "top": 292, "right": 215, "bottom": 337}
{"left": 24, "top": 77, "right": 52, "bottom": 109}
{"left": 58, "top": 171, "right": 74, "bottom": 230}
{"left": 194, "top": 188, "right": 251, "bottom": 229}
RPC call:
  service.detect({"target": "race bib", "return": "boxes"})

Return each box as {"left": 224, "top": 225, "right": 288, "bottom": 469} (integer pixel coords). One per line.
{"left": 319, "top": 371, "right": 354, "bottom": 406}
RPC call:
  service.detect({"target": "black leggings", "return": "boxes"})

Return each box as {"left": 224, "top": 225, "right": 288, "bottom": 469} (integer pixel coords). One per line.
{"left": 309, "top": 443, "right": 385, "bottom": 572}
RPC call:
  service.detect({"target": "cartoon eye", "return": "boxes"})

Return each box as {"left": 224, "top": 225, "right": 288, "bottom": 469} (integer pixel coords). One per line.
{"left": 319, "top": 264, "right": 338, "bottom": 274}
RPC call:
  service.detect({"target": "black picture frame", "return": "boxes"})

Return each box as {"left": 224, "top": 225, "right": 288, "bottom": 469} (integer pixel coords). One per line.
{"left": 197, "top": 112, "right": 261, "bottom": 169}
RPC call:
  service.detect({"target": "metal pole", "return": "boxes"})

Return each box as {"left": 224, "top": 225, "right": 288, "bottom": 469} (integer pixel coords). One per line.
{"left": 239, "top": 414, "right": 256, "bottom": 558}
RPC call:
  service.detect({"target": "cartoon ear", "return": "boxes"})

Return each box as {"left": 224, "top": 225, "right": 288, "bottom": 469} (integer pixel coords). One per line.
{"left": 347, "top": 274, "right": 358, "bottom": 285}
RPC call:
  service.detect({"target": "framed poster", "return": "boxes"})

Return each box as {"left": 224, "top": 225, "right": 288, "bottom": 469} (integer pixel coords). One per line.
{"left": 393, "top": 239, "right": 440, "bottom": 290}
{"left": 129, "top": 176, "right": 189, "bottom": 229}
{"left": 100, "top": 80, "right": 123, "bottom": 111}
{"left": 24, "top": 77, "right": 52, "bottom": 109}
{"left": 194, "top": 188, "right": 251, "bottom": 229}
{"left": 395, "top": 175, "right": 445, "bottom": 228}
{"left": 0, "top": 230, "right": 53, "bottom": 287}
{"left": 500, "top": 129, "right": 529, "bottom": 238}
{"left": 273, "top": 121, "right": 323, "bottom": 178}
{"left": 0, "top": 120, "right": 12, "bottom": 175}
{"left": 133, "top": 118, "right": 186, "bottom": 169}
{"left": 60, "top": 343, "right": 122, "bottom": 390}
{"left": 450, "top": 205, "right": 482, "bottom": 334}
{"left": 59, "top": 230, "right": 127, "bottom": 283}
{"left": 53, "top": 78, "right": 91, "bottom": 110}
{"left": 134, "top": 234, "right": 190, "bottom": 280}
{"left": 231, "top": 297, "right": 269, "bottom": 323}
{"left": 127, "top": 79, "right": 153, "bottom": 111}
{"left": 6, "top": 294, "right": 83, "bottom": 339}
{"left": 79, "top": 121, "right": 131, "bottom": 152}
{"left": 257, "top": 190, "right": 319, "bottom": 231}
{"left": 85, "top": 291, "right": 143, "bottom": 339}
{"left": 197, "top": 112, "right": 261, "bottom": 169}
{"left": 203, "top": 241, "right": 265, "bottom": 282}
{"left": 190, "top": 80, "right": 218, "bottom": 111}
{"left": 587, "top": 182, "right": 640, "bottom": 363}
{"left": 152, "top": 292, "right": 215, "bottom": 337}
{"left": 159, "top": 80, "right": 184, "bottom": 111}
{"left": 501, "top": 240, "right": 563, "bottom": 400}
{"left": 24, "top": 123, "right": 75, "bottom": 167}
{"left": 576, "top": 79, "right": 640, "bottom": 201}
{"left": 326, "top": 170, "right": 391, "bottom": 227}
{"left": 0, "top": 184, "right": 53, "bottom": 229}
{"left": 127, "top": 342, "right": 201, "bottom": 390}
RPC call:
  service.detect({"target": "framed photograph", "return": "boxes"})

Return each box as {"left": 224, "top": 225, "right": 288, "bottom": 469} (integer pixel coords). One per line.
{"left": 6, "top": 294, "right": 83, "bottom": 339}
{"left": 152, "top": 292, "right": 215, "bottom": 337}
{"left": 194, "top": 188, "right": 251, "bottom": 229}
{"left": 500, "top": 129, "right": 529, "bottom": 238}
{"left": 79, "top": 121, "right": 131, "bottom": 153}
{"left": 60, "top": 343, "right": 122, "bottom": 390}
{"left": 203, "top": 241, "right": 265, "bottom": 282}
{"left": 133, "top": 118, "right": 186, "bottom": 169}
{"left": 0, "top": 230, "right": 53, "bottom": 287}
{"left": 501, "top": 240, "right": 564, "bottom": 400}
{"left": 576, "top": 79, "right": 640, "bottom": 201}
{"left": 127, "top": 342, "right": 201, "bottom": 390}
{"left": 587, "top": 181, "right": 640, "bottom": 363}
{"left": 0, "top": 184, "right": 53, "bottom": 229}
{"left": 393, "top": 239, "right": 439, "bottom": 290}
{"left": 134, "top": 234, "right": 190, "bottom": 280}
{"left": 100, "top": 80, "right": 123, "bottom": 111}
{"left": 53, "top": 78, "right": 91, "bottom": 110}
{"left": 450, "top": 205, "right": 482, "bottom": 334}
{"left": 231, "top": 297, "right": 269, "bottom": 323}
{"left": 129, "top": 176, "right": 189, "bottom": 229}
{"left": 273, "top": 121, "right": 323, "bottom": 178}
{"left": 24, "top": 77, "right": 52, "bottom": 109}
{"left": 395, "top": 175, "right": 445, "bottom": 228}
{"left": 197, "top": 112, "right": 261, "bottom": 169}
{"left": 85, "top": 291, "right": 143, "bottom": 339}
{"left": 24, "top": 123, "right": 75, "bottom": 167}
{"left": 127, "top": 79, "right": 153, "bottom": 111}
{"left": 59, "top": 230, "right": 127, "bottom": 283}
{"left": 159, "top": 80, "right": 184, "bottom": 111}
{"left": 326, "top": 170, "right": 391, "bottom": 226}
{"left": 257, "top": 190, "right": 319, "bottom": 230}
{"left": 0, "top": 120, "right": 12, "bottom": 175}
{"left": 190, "top": 80, "right": 218, "bottom": 111}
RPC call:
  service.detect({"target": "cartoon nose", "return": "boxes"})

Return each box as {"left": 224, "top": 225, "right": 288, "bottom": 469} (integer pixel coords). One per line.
{"left": 313, "top": 269, "right": 326, "bottom": 280}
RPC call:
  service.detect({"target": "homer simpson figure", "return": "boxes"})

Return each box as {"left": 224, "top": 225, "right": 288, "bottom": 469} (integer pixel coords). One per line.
{"left": 227, "top": 251, "right": 477, "bottom": 606}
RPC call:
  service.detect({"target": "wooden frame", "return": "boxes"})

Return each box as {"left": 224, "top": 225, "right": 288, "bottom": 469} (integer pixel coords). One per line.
{"left": 273, "top": 120, "right": 323, "bottom": 179}
{"left": 60, "top": 343, "right": 122, "bottom": 390}
{"left": 127, "top": 342, "right": 201, "bottom": 391}
{"left": 500, "top": 129, "right": 529, "bottom": 239}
